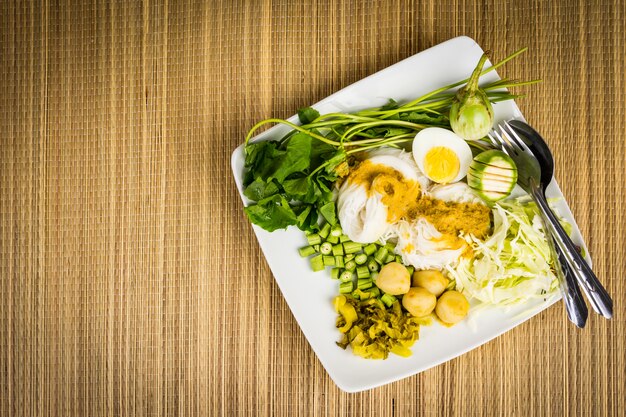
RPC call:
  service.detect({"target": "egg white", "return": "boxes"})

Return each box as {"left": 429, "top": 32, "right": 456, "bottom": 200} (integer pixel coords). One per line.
{"left": 412, "top": 127, "right": 473, "bottom": 183}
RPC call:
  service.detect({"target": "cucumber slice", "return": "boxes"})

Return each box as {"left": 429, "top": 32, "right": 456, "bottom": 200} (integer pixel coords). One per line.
{"left": 467, "top": 150, "right": 517, "bottom": 202}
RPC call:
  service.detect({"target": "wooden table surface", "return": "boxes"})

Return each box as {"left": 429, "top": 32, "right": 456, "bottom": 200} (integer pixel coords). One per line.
{"left": 1, "top": 1, "right": 624, "bottom": 416}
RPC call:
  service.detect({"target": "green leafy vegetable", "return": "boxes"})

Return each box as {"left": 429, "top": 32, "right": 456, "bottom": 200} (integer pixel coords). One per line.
{"left": 243, "top": 132, "right": 346, "bottom": 232}
{"left": 298, "top": 107, "right": 320, "bottom": 124}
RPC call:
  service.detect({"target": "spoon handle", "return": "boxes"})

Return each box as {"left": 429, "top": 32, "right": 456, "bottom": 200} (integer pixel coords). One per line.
{"left": 557, "top": 246, "right": 589, "bottom": 326}
{"left": 531, "top": 187, "right": 613, "bottom": 319}
{"left": 535, "top": 201, "right": 588, "bottom": 327}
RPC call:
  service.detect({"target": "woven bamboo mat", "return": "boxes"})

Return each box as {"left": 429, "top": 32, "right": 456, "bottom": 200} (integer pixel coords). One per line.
{"left": 1, "top": 1, "right": 625, "bottom": 416}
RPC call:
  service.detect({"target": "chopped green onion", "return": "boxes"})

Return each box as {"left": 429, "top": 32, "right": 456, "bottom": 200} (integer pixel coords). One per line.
{"left": 357, "top": 278, "right": 373, "bottom": 290}
{"left": 395, "top": 255, "right": 403, "bottom": 264}
{"left": 381, "top": 293, "right": 397, "bottom": 308}
{"left": 332, "top": 244, "right": 344, "bottom": 256}
{"left": 298, "top": 246, "right": 316, "bottom": 257}
{"left": 335, "top": 256, "right": 345, "bottom": 268}
{"left": 313, "top": 244, "right": 320, "bottom": 252}
{"left": 339, "top": 270, "right": 354, "bottom": 282}
{"left": 310, "top": 255, "right": 324, "bottom": 272}
{"left": 326, "top": 234, "right": 339, "bottom": 244}
{"left": 363, "top": 243, "right": 377, "bottom": 256}
{"left": 384, "top": 254, "right": 395, "bottom": 264}
{"left": 320, "top": 242, "right": 333, "bottom": 255}
{"left": 406, "top": 265, "right": 414, "bottom": 276}
{"left": 345, "top": 254, "right": 355, "bottom": 261}
{"left": 339, "top": 234, "right": 350, "bottom": 243}
{"left": 307, "top": 234, "right": 322, "bottom": 246}
{"left": 354, "top": 253, "right": 368, "bottom": 265}
{"left": 343, "top": 241, "right": 362, "bottom": 254}
{"left": 385, "top": 242, "right": 396, "bottom": 253}
{"left": 356, "top": 266, "right": 370, "bottom": 279}
{"left": 339, "top": 281, "right": 353, "bottom": 294}
{"left": 323, "top": 255, "right": 335, "bottom": 266}
{"left": 367, "top": 258, "right": 379, "bottom": 272}
{"left": 374, "top": 247, "right": 388, "bottom": 264}
{"left": 319, "top": 223, "right": 331, "bottom": 239}
{"left": 330, "top": 225, "right": 343, "bottom": 237}
{"left": 344, "top": 260, "right": 356, "bottom": 272}
{"left": 331, "top": 267, "right": 341, "bottom": 280}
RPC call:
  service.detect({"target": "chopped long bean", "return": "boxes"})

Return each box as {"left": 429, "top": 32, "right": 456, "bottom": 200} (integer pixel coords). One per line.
{"left": 320, "top": 242, "right": 333, "bottom": 255}
{"left": 357, "top": 278, "right": 373, "bottom": 290}
{"left": 310, "top": 255, "right": 324, "bottom": 272}
{"left": 323, "top": 255, "right": 335, "bottom": 266}
{"left": 307, "top": 234, "right": 322, "bottom": 246}
{"left": 339, "top": 270, "right": 354, "bottom": 282}
{"left": 319, "top": 223, "right": 331, "bottom": 239}
{"left": 299, "top": 246, "right": 316, "bottom": 258}
{"left": 355, "top": 253, "right": 368, "bottom": 265}
{"left": 363, "top": 243, "right": 377, "bottom": 256}
{"left": 339, "top": 281, "right": 353, "bottom": 294}
{"left": 374, "top": 247, "right": 388, "bottom": 264}
{"left": 356, "top": 266, "right": 370, "bottom": 279}
{"left": 344, "top": 260, "right": 356, "bottom": 272}
{"left": 381, "top": 293, "right": 397, "bottom": 308}
{"left": 343, "top": 241, "right": 362, "bottom": 254}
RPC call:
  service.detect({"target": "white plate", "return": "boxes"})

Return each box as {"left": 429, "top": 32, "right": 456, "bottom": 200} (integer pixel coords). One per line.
{"left": 231, "top": 36, "right": 590, "bottom": 392}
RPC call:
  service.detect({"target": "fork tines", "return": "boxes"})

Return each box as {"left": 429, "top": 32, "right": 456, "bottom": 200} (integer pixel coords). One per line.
{"left": 486, "top": 120, "right": 531, "bottom": 156}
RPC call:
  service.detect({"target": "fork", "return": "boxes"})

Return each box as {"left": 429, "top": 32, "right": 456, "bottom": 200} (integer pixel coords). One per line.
{"left": 489, "top": 121, "right": 613, "bottom": 321}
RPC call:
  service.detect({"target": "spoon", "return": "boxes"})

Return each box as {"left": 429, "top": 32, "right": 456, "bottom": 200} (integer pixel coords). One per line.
{"left": 509, "top": 120, "right": 611, "bottom": 321}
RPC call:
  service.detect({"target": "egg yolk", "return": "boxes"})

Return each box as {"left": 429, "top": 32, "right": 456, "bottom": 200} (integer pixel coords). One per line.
{"left": 423, "top": 147, "right": 460, "bottom": 183}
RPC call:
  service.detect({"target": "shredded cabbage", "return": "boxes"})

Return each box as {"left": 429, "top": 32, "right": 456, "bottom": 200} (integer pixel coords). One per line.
{"left": 446, "top": 199, "right": 559, "bottom": 306}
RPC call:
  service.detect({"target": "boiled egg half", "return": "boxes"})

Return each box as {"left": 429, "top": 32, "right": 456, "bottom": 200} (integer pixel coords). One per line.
{"left": 412, "top": 127, "right": 472, "bottom": 184}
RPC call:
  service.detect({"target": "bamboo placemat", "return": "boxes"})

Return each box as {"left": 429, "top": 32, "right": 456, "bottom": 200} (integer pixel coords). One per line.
{"left": 1, "top": 1, "right": 624, "bottom": 416}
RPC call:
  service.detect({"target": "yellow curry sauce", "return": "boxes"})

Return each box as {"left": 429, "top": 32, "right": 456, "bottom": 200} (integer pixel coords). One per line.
{"left": 347, "top": 160, "right": 491, "bottom": 239}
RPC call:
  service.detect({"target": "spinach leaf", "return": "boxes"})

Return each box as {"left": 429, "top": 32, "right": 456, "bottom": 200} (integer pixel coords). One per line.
{"left": 244, "top": 194, "right": 297, "bottom": 232}
{"left": 271, "top": 133, "right": 313, "bottom": 182}
{"left": 243, "top": 177, "right": 280, "bottom": 201}
{"left": 242, "top": 132, "right": 346, "bottom": 233}
{"left": 297, "top": 107, "right": 320, "bottom": 124}
{"left": 380, "top": 98, "right": 399, "bottom": 110}
{"left": 399, "top": 111, "right": 449, "bottom": 126}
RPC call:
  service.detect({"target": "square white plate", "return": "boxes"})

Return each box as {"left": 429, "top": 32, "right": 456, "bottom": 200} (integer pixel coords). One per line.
{"left": 231, "top": 36, "right": 590, "bottom": 392}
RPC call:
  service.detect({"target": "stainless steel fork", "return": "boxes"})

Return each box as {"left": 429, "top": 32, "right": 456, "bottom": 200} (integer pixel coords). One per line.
{"left": 489, "top": 121, "right": 612, "bottom": 322}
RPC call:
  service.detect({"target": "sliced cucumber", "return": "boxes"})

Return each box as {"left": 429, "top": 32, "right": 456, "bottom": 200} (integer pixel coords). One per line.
{"left": 467, "top": 150, "right": 517, "bottom": 202}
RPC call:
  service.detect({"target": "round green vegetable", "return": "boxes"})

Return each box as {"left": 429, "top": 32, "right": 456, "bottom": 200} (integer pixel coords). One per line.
{"left": 449, "top": 54, "right": 494, "bottom": 141}
{"left": 467, "top": 149, "right": 517, "bottom": 202}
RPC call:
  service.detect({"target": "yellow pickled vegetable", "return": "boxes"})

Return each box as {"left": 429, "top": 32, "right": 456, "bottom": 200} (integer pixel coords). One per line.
{"left": 334, "top": 295, "right": 422, "bottom": 359}
{"left": 334, "top": 295, "right": 358, "bottom": 333}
